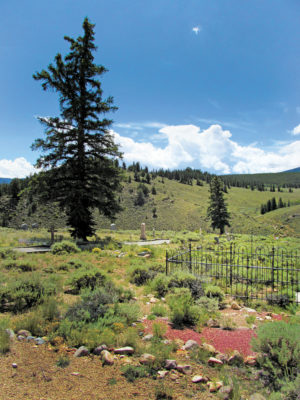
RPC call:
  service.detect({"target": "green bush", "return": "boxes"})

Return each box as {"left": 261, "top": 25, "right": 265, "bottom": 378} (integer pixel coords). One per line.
{"left": 204, "top": 285, "right": 225, "bottom": 303}
{"left": 0, "top": 274, "right": 55, "bottom": 313}
{"left": 168, "top": 271, "right": 204, "bottom": 299}
{"left": 40, "top": 297, "right": 60, "bottom": 321}
{"left": 166, "top": 288, "right": 200, "bottom": 327}
{"left": 56, "top": 355, "right": 70, "bottom": 368}
{"left": 0, "top": 329, "right": 10, "bottom": 354}
{"left": 267, "top": 294, "right": 290, "bottom": 308}
{"left": 0, "top": 249, "right": 17, "bottom": 260}
{"left": 151, "top": 274, "right": 170, "bottom": 297}
{"left": 196, "top": 296, "right": 219, "bottom": 314}
{"left": 121, "top": 365, "right": 149, "bottom": 382}
{"left": 115, "top": 302, "right": 141, "bottom": 325}
{"left": 51, "top": 240, "right": 81, "bottom": 255}
{"left": 251, "top": 321, "right": 300, "bottom": 390}
{"left": 130, "top": 266, "right": 156, "bottom": 286}
{"left": 151, "top": 304, "right": 168, "bottom": 317}
{"left": 2, "top": 259, "right": 36, "bottom": 272}
{"left": 68, "top": 268, "right": 107, "bottom": 293}
{"left": 13, "top": 311, "right": 45, "bottom": 336}
{"left": 152, "top": 322, "right": 167, "bottom": 339}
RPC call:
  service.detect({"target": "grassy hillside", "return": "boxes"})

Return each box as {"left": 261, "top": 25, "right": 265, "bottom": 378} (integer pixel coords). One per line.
{"left": 222, "top": 171, "right": 300, "bottom": 186}
{"left": 95, "top": 174, "right": 300, "bottom": 237}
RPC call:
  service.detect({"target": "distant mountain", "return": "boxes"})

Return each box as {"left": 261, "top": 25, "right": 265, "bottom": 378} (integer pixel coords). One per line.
{"left": 283, "top": 167, "right": 300, "bottom": 173}
{"left": 0, "top": 178, "right": 11, "bottom": 184}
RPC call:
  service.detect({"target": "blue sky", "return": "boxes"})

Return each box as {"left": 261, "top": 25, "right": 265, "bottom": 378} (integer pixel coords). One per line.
{"left": 0, "top": 0, "right": 299, "bottom": 177}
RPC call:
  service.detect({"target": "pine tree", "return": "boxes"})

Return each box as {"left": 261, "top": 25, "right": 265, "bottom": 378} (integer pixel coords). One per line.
{"left": 32, "top": 18, "right": 122, "bottom": 240}
{"left": 207, "top": 176, "right": 230, "bottom": 234}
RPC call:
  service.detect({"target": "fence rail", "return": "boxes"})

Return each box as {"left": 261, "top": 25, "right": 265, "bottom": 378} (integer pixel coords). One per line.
{"left": 166, "top": 244, "right": 300, "bottom": 303}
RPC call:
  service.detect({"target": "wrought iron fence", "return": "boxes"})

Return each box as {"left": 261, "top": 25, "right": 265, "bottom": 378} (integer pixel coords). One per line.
{"left": 166, "top": 243, "right": 300, "bottom": 303}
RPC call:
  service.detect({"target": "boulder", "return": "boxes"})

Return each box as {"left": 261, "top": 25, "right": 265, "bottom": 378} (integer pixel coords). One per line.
{"left": 157, "top": 370, "right": 169, "bottom": 379}
{"left": 139, "top": 353, "right": 156, "bottom": 365}
{"left": 74, "top": 346, "right": 89, "bottom": 357}
{"left": 26, "top": 336, "right": 36, "bottom": 342}
{"left": 192, "top": 375, "right": 208, "bottom": 383}
{"left": 93, "top": 344, "right": 108, "bottom": 355}
{"left": 101, "top": 350, "right": 114, "bottom": 365}
{"left": 231, "top": 301, "right": 241, "bottom": 310}
{"left": 165, "top": 359, "right": 177, "bottom": 370}
{"left": 17, "top": 329, "right": 31, "bottom": 337}
{"left": 215, "top": 352, "right": 228, "bottom": 363}
{"left": 202, "top": 343, "right": 217, "bottom": 354}
{"left": 17, "top": 335, "right": 26, "bottom": 341}
{"left": 114, "top": 346, "right": 134, "bottom": 355}
{"left": 208, "top": 357, "right": 223, "bottom": 366}
{"left": 34, "top": 337, "right": 45, "bottom": 345}
{"left": 208, "top": 381, "right": 223, "bottom": 392}
{"left": 182, "top": 339, "right": 199, "bottom": 351}
{"left": 176, "top": 364, "right": 192, "bottom": 375}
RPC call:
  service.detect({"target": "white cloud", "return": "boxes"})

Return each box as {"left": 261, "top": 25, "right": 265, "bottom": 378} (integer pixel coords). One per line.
{"left": 192, "top": 25, "right": 202, "bottom": 35}
{"left": 0, "top": 157, "right": 36, "bottom": 178}
{"left": 292, "top": 124, "right": 300, "bottom": 135}
{"left": 296, "top": 107, "right": 300, "bottom": 114}
{"left": 112, "top": 123, "right": 300, "bottom": 174}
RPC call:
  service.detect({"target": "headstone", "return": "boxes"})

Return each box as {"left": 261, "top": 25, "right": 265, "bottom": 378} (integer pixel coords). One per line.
{"left": 140, "top": 223, "right": 146, "bottom": 240}
{"left": 20, "top": 224, "right": 28, "bottom": 231}
{"left": 296, "top": 292, "right": 300, "bottom": 304}
{"left": 110, "top": 223, "right": 116, "bottom": 231}
{"left": 32, "top": 223, "right": 39, "bottom": 229}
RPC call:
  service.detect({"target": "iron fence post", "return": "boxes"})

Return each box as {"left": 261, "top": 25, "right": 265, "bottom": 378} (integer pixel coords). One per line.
{"left": 271, "top": 246, "right": 275, "bottom": 291}
{"left": 189, "top": 243, "right": 192, "bottom": 273}
{"left": 166, "top": 250, "right": 168, "bottom": 275}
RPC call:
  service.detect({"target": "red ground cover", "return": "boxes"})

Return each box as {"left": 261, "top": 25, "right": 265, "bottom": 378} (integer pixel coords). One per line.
{"left": 143, "top": 319, "right": 257, "bottom": 356}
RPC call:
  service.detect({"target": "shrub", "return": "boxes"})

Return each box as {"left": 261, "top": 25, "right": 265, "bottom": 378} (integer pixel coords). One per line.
{"left": 130, "top": 266, "right": 156, "bottom": 286}
{"left": 151, "top": 272, "right": 204, "bottom": 299}
{"left": 251, "top": 321, "right": 300, "bottom": 390}
{"left": 40, "top": 297, "right": 60, "bottom": 321}
{"left": 166, "top": 288, "right": 200, "bottom": 327}
{"left": 152, "top": 322, "right": 167, "bottom": 339}
{"left": 267, "top": 294, "right": 290, "bottom": 308}
{"left": 51, "top": 240, "right": 80, "bottom": 255}
{"left": 151, "top": 274, "right": 170, "bottom": 297}
{"left": 92, "top": 247, "right": 101, "bottom": 254}
{"left": 151, "top": 304, "right": 167, "bottom": 317}
{"left": 68, "top": 268, "right": 107, "bottom": 293}
{"left": 0, "top": 329, "right": 10, "bottom": 354}
{"left": 2, "top": 259, "right": 36, "bottom": 271}
{"left": 0, "top": 249, "right": 17, "bottom": 260}
{"left": 13, "top": 311, "right": 45, "bottom": 336}
{"left": 115, "top": 302, "right": 141, "bottom": 325}
{"left": 204, "top": 285, "right": 225, "bottom": 303}
{"left": 155, "top": 383, "right": 173, "bottom": 400}
{"left": 148, "top": 340, "right": 174, "bottom": 369}
{"left": 56, "top": 355, "right": 70, "bottom": 368}
{"left": 121, "top": 365, "right": 149, "bottom": 382}
{"left": 196, "top": 296, "right": 219, "bottom": 314}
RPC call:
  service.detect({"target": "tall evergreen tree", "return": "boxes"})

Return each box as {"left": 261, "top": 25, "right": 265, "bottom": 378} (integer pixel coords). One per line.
{"left": 32, "top": 18, "right": 122, "bottom": 240}
{"left": 207, "top": 176, "right": 230, "bottom": 234}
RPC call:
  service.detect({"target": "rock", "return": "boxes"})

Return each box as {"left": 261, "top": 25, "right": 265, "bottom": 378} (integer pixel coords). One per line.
{"left": 202, "top": 343, "right": 217, "bottom": 354}
{"left": 101, "top": 350, "right": 114, "bottom": 365}
{"left": 215, "top": 352, "right": 228, "bottom": 363}
{"left": 219, "top": 385, "right": 234, "bottom": 399}
{"left": 170, "top": 371, "right": 180, "bottom": 381}
{"left": 114, "top": 346, "right": 134, "bottom": 355}
{"left": 208, "top": 357, "right": 223, "bottom": 366}
{"left": 157, "top": 370, "right": 169, "bottom": 379}
{"left": 12, "top": 363, "right": 18, "bottom": 369}
{"left": 244, "top": 355, "right": 258, "bottom": 366}
{"left": 34, "top": 337, "right": 45, "bottom": 345}
{"left": 165, "top": 359, "right": 177, "bottom": 370}
{"left": 74, "top": 346, "right": 89, "bottom": 357}
{"left": 71, "top": 372, "right": 80, "bottom": 376}
{"left": 142, "top": 333, "right": 153, "bottom": 341}
{"left": 119, "top": 356, "right": 133, "bottom": 365}
{"left": 93, "top": 344, "right": 108, "bottom": 355}
{"left": 231, "top": 301, "right": 241, "bottom": 310}
{"left": 182, "top": 339, "right": 199, "bottom": 351}
{"left": 5, "top": 329, "right": 15, "bottom": 340}
{"left": 249, "top": 394, "right": 266, "bottom": 400}
{"left": 228, "top": 350, "right": 244, "bottom": 366}
{"left": 17, "top": 335, "right": 26, "bottom": 341}
{"left": 265, "top": 316, "right": 272, "bottom": 320}
{"left": 243, "top": 307, "right": 256, "bottom": 313}
{"left": 149, "top": 297, "right": 158, "bottom": 303}
{"left": 161, "top": 297, "right": 166, "bottom": 302}
{"left": 17, "top": 329, "right": 31, "bottom": 337}
{"left": 176, "top": 364, "right": 192, "bottom": 375}
{"left": 139, "top": 353, "right": 156, "bottom": 365}
{"left": 207, "top": 318, "right": 220, "bottom": 328}
{"left": 192, "top": 375, "right": 208, "bottom": 383}
{"left": 26, "top": 336, "right": 36, "bottom": 342}
{"left": 208, "top": 381, "right": 223, "bottom": 392}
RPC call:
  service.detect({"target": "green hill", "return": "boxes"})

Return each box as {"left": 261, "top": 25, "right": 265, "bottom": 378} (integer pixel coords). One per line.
{"left": 222, "top": 171, "right": 300, "bottom": 187}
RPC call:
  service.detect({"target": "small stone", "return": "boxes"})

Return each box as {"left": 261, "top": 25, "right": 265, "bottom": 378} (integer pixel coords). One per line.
{"left": 142, "top": 334, "right": 153, "bottom": 341}
{"left": 157, "top": 370, "right": 169, "bottom": 379}
{"left": 101, "top": 350, "right": 114, "bottom": 365}
{"left": 165, "top": 359, "right": 177, "bottom": 370}
{"left": 215, "top": 352, "right": 228, "bottom": 363}
{"left": 150, "top": 297, "right": 158, "bottom": 303}
{"left": 74, "top": 346, "right": 89, "bottom": 357}
{"left": 176, "top": 364, "right": 192, "bottom": 375}
{"left": 93, "top": 344, "right": 108, "bottom": 355}
{"left": 231, "top": 301, "right": 241, "bottom": 310}
{"left": 139, "top": 353, "right": 156, "bottom": 365}
{"left": 182, "top": 339, "right": 199, "bottom": 351}
{"left": 71, "top": 372, "right": 80, "bottom": 376}
{"left": 219, "top": 385, "right": 233, "bottom": 399}
{"left": 243, "top": 307, "right": 256, "bottom": 313}
{"left": 170, "top": 371, "right": 180, "bottom": 381}
{"left": 17, "top": 335, "right": 26, "bottom": 341}
{"left": 161, "top": 297, "right": 166, "bottom": 302}
{"left": 34, "top": 337, "right": 45, "bottom": 345}
{"left": 265, "top": 316, "right": 272, "bottom": 320}
{"left": 26, "top": 336, "right": 36, "bottom": 342}
{"left": 249, "top": 394, "right": 266, "bottom": 400}
{"left": 244, "top": 355, "right": 258, "bottom": 366}
{"left": 208, "top": 381, "right": 223, "bottom": 392}
{"left": 208, "top": 357, "right": 223, "bottom": 366}
{"left": 192, "top": 375, "right": 208, "bottom": 383}
{"left": 12, "top": 363, "right": 18, "bottom": 369}
{"left": 17, "top": 329, "right": 31, "bottom": 337}
{"left": 114, "top": 346, "right": 134, "bottom": 355}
